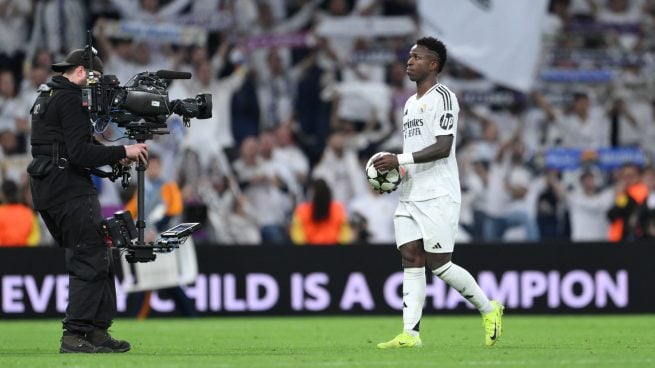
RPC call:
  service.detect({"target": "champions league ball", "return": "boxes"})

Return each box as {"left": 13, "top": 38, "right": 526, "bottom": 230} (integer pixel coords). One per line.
{"left": 365, "top": 152, "right": 405, "bottom": 193}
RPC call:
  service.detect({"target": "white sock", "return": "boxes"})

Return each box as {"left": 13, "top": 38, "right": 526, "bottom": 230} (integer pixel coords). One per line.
{"left": 433, "top": 262, "right": 493, "bottom": 314}
{"left": 403, "top": 267, "right": 425, "bottom": 336}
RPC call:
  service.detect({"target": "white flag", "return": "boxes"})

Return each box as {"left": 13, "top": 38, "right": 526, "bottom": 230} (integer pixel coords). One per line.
{"left": 419, "top": 0, "right": 548, "bottom": 92}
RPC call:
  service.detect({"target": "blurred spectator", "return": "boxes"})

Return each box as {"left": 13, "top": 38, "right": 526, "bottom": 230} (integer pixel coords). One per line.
{"left": 233, "top": 136, "right": 291, "bottom": 244}
{"left": 224, "top": 194, "right": 262, "bottom": 244}
{"left": 202, "top": 180, "right": 262, "bottom": 245}
{"left": 231, "top": 71, "right": 262, "bottom": 147}
{"left": 458, "top": 145, "right": 489, "bottom": 242}
{"left": 639, "top": 99, "right": 655, "bottom": 163}
{"left": 641, "top": 209, "right": 655, "bottom": 239}
{"left": 0, "top": 0, "right": 31, "bottom": 79}
{"left": 549, "top": 169, "right": 614, "bottom": 241}
{"left": 348, "top": 184, "right": 397, "bottom": 244}
{"left": 327, "top": 77, "right": 393, "bottom": 154}
{"left": 28, "top": 0, "right": 86, "bottom": 57}
{"left": 353, "top": 0, "right": 418, "bottom": 16}
{"left": 535, "top": 169, "right": 569, "bottom": 241}
{"left": 108, "top": 0, "right": 191, "bottom": 21}
{"left": 247, "top": 0, "right": 320, "bottom": 77}
{"left": 258, "top": 130, "right": 302, "bottom": 204}
{"left": 31, "top": 50, "right": 55, "bottom": 71}
{"left": 607, "top": 163, "right": 649, "bottom": 241}
{"left": 178, "top": 51, "right": 248, "bottom": 169}
{"left": 483, "top": 136, "right": 540, "bottom": 242}
{"left": 341, "top": 37, "right": 386, "bottom": 83}
{"left": 290, "top": 178, "right": 352, "bottom": 245}
{"left": 596, "top": 0, "right": 642, "bottom": 50}
{"left": 176, "top": 149, "right": 214, "bottom": 241}
{"left": 535, "top": 91, "right": 610, "bottom": 149}
{"left": 250, "top": 0, "right": 319, "bottom": 36}
{"left": 312, "top": 131, "right": 367, "bottom": 205}
{"left": 0, "top": 69, "right": 29, "bottom": 153}
{"left": 273, "top": 121, "right": 310, "bottom": 190}
{"left": 468, "top": 119, "right": 500, "bottom": 163}
{"left": 196, "top": 152, "right": 261, "bottom": 245}
{"left": 256, "top": 48, "right": 316, "bottom": 129}
{"left": 94, "top": 18, "right": 141, "bottom": 85}
{"left": 17, "top": 64, "right": 50, "bottom": 120}
{"left": 378, "top": 61, "right": 414, "bottom": 152}
{"left": 607, "top": 96, "right": 641, "bottom": 147}
{"left": 543, "top": 0, "right": 571, "bottom": 39}
{"left": 0, "top": 179, "right": 39, "bottom": 246}
{"left": 636, "top": 166, "right": 655, "bottom": 239}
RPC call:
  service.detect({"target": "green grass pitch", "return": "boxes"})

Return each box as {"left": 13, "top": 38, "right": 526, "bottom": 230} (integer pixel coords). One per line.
{"left": 1, "top": 315, "right": 654, "bottom": 368}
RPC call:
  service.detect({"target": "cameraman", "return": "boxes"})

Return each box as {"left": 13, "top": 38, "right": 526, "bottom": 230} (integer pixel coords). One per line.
{"left": 27, "top": 49, "right": 148, "bottom": 353}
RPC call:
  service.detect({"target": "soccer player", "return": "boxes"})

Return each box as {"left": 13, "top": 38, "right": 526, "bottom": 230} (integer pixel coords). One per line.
{"left": 373, "top": 37, "right": 503, "bottom": 348}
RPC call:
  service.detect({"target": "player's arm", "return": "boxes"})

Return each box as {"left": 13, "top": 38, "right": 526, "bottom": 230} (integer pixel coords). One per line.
{"left": 373, "top": 135, "right": 453, "bottom": 171}
{"left": 406, "top": 134, "right": 454, "bottom": 163}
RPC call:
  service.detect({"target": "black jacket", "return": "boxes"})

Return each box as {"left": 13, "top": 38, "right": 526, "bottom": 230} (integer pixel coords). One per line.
{"left": 30, "top": 75, "right": 125, "bottom": 210}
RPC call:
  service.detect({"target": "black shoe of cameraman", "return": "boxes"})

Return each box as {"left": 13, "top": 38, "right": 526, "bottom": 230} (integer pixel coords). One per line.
{"left": 87, "top": 329, "right": 131, "bottom": 353}
{"left": 60, "top": 331, "right": 111, "bottom": 353}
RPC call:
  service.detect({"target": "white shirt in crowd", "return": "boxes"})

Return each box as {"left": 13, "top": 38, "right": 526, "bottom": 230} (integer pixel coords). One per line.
{"left": 103, "top": 54, "right": 141, "bottom": 88}
{"left": 0, "top": 0, "right": 31, "bottom": 56}
{"left": 312, "top": 147, "right": 367, "bottom": 206}
{"left": 0, "top": 97, "right": 27, "bottom": 133}
{"left": 176, "top": 70, "right": 246, "bottom": 169}
{"left": 349, "top": 190, "right": 398, "bottom": 244}
{"left": 484, "top": 156, "right": 533, "bottom": 218}
{"left": 567, "top": 187, "right": 614, "bottom": 241}
{"left": 232, "top": 157, "right": 291, "bottom": 227}
{"left": 556, "top": 107, "right": 609, "bottom": 149}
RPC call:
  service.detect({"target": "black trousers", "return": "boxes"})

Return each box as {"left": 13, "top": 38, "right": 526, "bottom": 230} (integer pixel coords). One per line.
{"left": 39, "top": 194, "right": 117, "bottom": 334}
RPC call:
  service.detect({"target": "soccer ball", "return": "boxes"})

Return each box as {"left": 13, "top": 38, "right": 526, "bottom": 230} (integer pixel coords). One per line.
{"left": 365, "top": 152, "right": 405, "bottom": 193}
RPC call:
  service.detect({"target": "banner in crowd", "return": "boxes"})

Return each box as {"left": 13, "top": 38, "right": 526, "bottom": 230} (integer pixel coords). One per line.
{"left": 315, "top": 16, "right": 416, "bottom": 38}
{"left": 101, "top": 19, "right": 206, "bottom": 46}
{"left": 1, "top": 243, "right": 652, "bottom": 318}
{"left": 418, "top": 0, "right": 548, "bottom": 92}
{"left": 543, "top": 147, "right": 646, "bottom": 171}
{"left": 177, "top": 11, "right": 234, "bottom": 31}
{"left": 243, "top": 32, "right": 312, "bottom": 53}
{"left": 540, "top": 69, "right": 614, "bottom": 83}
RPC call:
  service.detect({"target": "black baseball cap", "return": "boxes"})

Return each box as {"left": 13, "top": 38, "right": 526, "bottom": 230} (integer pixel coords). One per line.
{"left": 52, "top": 48, "right": 104, "bottom": 74}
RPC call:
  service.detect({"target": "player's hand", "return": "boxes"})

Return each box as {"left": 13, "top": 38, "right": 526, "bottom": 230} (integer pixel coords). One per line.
{"left": 125, "top": 143, "right": 148, "bottom": 164}
{"left": 373, "top": 153, "right": 399, "bottom": 172}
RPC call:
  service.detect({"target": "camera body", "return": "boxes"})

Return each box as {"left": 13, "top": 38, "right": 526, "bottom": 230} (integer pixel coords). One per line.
{"left": 83, "top": 70, "right": 212, "bottom": 132}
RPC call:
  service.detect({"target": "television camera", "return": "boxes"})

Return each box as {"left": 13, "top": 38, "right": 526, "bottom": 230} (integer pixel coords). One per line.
{"left": 81, "top": 34, "right": 210, "bottom": 263}
{"left": 83, "top": 69, "right": 212, "bottom": 134}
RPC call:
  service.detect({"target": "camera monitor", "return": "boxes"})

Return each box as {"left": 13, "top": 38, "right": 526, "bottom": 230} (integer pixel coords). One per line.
{"left": 160, "top": 223, "right": 201, "bottom": 239}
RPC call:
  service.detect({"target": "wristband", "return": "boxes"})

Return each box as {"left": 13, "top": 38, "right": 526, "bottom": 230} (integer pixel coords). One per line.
{"left": 396, "top": 153, "right": 414, "bottom": 165}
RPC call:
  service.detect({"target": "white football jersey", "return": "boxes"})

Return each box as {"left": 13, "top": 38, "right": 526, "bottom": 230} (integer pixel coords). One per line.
{"left": 399, "top": 83, "right": 461, "bottom": 203}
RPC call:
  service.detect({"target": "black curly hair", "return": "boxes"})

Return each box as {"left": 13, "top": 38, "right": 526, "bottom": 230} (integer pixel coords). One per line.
{"left": 416, "top": 37, "right": 447, "bottom": 73}
{"left": 310, "top": 178, "right": 332, "bottom": 222}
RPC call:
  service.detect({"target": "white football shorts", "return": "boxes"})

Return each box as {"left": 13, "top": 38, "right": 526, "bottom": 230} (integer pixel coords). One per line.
{"left": 393, "top": 196, "right": 460, "bottom": 253}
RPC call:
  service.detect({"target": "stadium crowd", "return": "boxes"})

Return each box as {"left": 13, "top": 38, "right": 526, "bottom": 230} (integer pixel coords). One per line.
{"left": 1, "top": 0, "right": 655, "bottom": 246}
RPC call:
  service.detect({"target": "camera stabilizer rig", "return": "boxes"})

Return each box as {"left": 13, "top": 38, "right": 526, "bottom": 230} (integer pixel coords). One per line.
{"left": 81, "top": 31, "right": 210, "bottom": 262}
